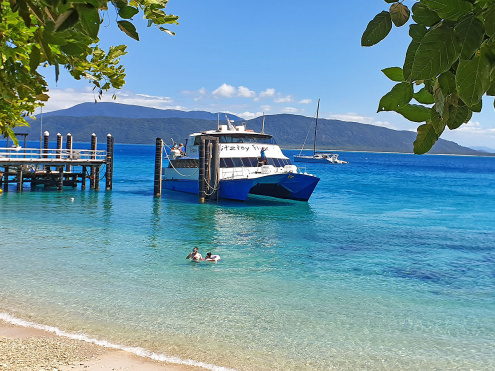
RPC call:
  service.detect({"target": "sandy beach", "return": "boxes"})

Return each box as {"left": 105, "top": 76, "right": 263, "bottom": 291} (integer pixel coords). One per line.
{"left": 0, "top": 319, "right": 202, "bottom": 371}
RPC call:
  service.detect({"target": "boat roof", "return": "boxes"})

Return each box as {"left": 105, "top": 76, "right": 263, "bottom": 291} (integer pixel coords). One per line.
{"left": 190, "top": 124, "right": 273, "bottom": 139}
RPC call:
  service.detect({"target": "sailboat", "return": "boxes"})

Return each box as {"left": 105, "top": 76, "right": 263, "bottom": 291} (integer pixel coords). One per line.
{"left": 293, "top": 99, "right": 348, "bottom": 164}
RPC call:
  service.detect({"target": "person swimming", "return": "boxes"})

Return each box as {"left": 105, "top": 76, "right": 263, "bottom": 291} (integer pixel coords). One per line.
{"left": 205, "top": 252, "right": 221, "bottom": 262}
{"left": 186, "top": 247, "right": 203, "bottom": 261}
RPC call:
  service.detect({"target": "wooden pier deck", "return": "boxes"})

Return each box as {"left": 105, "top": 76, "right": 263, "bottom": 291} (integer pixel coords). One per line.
{"left": 0, "top": 133, "right": 114, "bottom": 192}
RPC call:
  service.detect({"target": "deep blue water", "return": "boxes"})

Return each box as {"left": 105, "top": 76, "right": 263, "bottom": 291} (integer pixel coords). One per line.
{"left": 0, "top": 144, "right": 494, "bottom": 370}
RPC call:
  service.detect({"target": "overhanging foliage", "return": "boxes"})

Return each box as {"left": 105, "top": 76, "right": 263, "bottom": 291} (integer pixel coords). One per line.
{"left": 0, "top": 0, "right": 178, "bottom": 143}
{"left": 362, "top": 0, "right": 495, "bottom": 154}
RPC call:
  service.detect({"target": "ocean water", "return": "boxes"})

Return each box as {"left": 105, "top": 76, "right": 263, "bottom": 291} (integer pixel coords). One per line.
{"left": 0, "top": 145, "right": 494, "bottom": 370}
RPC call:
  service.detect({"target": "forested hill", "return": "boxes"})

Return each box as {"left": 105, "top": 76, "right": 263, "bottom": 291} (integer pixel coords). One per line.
{"left": 40, "top": 102, "right": 243, "bottom": 121}
{"left": 23, "top": 104, "right": 483, "bottom": 155}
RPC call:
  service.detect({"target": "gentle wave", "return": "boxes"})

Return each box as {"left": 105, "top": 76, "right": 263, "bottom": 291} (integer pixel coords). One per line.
{"left": 0, "top": 312, "right": 235, "bottom": 371}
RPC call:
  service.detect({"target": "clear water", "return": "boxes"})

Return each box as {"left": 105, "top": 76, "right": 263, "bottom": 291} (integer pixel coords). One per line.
{"left": 1, "top": 145, "right": 494, "bottom": 370}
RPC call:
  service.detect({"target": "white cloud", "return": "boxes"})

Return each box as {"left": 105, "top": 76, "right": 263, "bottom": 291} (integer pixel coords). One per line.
{"left": 274, "top": 95, "right": 294, "bottom": 103}
{"left": 329, "top": 113, "right": 395, "bottom": 129}
{"left": 259, "top": 88, "right": 276, "bottom": 98}
{"left": 238, "top": 86, "right": 255, "bottom": 98}
{"left": 260, "top": 105, "right": 272, "bottom": 112}
{"left": 238, "top": 111, "right": 264, "bottom": 120}
{"left": 212, "top": 83, "right": 237, "bottom": 98}
{"left": 441, "top": 120, "right": 495, "bottom": 147}
{"left": 299, "top": 99, "right": 312, "bottom": 104}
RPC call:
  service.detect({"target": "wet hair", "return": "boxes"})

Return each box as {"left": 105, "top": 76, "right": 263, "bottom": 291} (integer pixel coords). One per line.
{"left": 206, "top": 252, "right": 212, "bottom": 257}
{"left": 193, "top": 247, "right": 198, "bottom": 252}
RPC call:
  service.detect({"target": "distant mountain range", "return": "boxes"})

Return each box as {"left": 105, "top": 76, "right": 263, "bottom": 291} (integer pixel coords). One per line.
{"left": 22, "top": 102, "right": 488, "bottom": 156}
{"left": 41, "top": 102, "right": 243, "bottom": 121}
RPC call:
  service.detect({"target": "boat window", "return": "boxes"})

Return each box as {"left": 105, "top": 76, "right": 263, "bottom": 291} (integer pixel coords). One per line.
{"left": 248, "top": 158, "right": 258, "bottom": 167}
{"left": 267, "top": 158, "right": 275, "bottom": 166}
{"left": 193, "top": 136, "right": 200, "bottom": 145}
{"left": 219, "top": 136, "right": 228, "bottom": 143}
{"left": 241, "top": 158, "right": 251, "bottom": 167}
{"left": 232, "top": 158, "right": 243, "bottom": 167}
{"left": 223, "top": 158, "right": 234, "bottom": 168}
{"left": 272, "top": 158, "right": 281, "bottom": 167}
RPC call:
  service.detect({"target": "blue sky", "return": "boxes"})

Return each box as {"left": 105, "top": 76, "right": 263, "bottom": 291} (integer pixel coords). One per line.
{"left": 39, "top": 0, "right": 495, "bottom": 148}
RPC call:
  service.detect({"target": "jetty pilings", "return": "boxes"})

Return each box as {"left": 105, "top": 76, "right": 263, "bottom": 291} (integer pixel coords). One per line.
{"left": 90, "top": 133, "right": 97, "bottom": 189}
{"left": 0, "top": 133, "right": 114, "bottom": 193}
{"left": 154, "top": 138, "right": 163, "bottom": 197}
{"left": 106, "top": 134, "right": 114, "bottom": 191}
{"left": 198, "top": 135, "right": 219, "bottom": 203}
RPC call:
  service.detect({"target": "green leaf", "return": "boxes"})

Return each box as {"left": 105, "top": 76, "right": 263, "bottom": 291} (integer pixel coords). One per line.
{"left": 60, "top": 42, "right": 88, "bottom": 56}
{"left": 411, "top": 2, "right": 441, "bottom": 27}
{"left": 409, "top": 25, "right": 459, "bottom": 81}
{"left": 470, "top": 98, "right": 482, "bottom": 112}
{"left": 445, "top": 102, "right": 470, "bottom": 129}
{"left": 454, "top": 16, "right": 485, "bottom": 60}
{"left": 403, "top": 24, "right": 428, "bottom": 80}
{"left": 119, "top": 6, "right": 139, "bottom": 19}
{"left": 29, "top": 46, "right": 40, "bottom": 72}
{"left": 414, "top": 123, "right": 439, "bottom": 154}
{"left": 117, "top": 20, "right": 140, "bottom": 41}
{"left": 414, "top": 87, "right": 435, "bottom": 104}
{"left": 377, "top": 82, "right": 414, "bottom": 112}
{"left": 422, "top": 0, "right": 473, "bottom": 21}
{"left": 382, "top": 67, "right": 405, "bottom": 81}
{"left": 390, "top": 3, "right": 410, "bottom": 27}
{"left": 77, "top": 5, "right": 100, "bottom": 39}
{"left": 35, "top": 93, "right": 50, "bottom": 101}
{"left": 54, "top": 8, "right": 79, "bottom": 32}
{"left": 361, "top": 11, "right": 392, "bottom": 47}
{"left": 456, "top": 52, "right": 491, "bottom": 107}
{"left": 396, "top": 103, "right": 431, "bottom": 122}
{"left": 430, "top": 106, "right": 445, "bottom": 135}
{"left": 485, "top": 5, "right": 495, "bottom": 38}
{"left": 487, "top": 81, "right": 495, "bottom": 96}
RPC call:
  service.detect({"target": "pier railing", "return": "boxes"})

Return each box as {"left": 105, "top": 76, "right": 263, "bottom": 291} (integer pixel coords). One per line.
{"left": 0, "top": 147, "right": 107, "bottom": 164}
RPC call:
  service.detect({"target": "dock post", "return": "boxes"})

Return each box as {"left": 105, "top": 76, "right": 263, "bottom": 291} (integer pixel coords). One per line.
{"left": 66, "top": 133, "right": 72, "bottom": 172}
{"left": 106, "top": 134, "right": 114, "bottom": 191}
{"left": 57, "top": 166, "right": 63, "bottom": 191}
{"left": 56, "top": 133, "right": 62, "bottom": 159}
{"left": 95, "top": 166, "right": 100, "bottom": 190}
{"left": 154, "top": 137, "right": 163, "bottom": 197}
{"left": 4, "top": 166, "right": 9, "bottom": 192}
{"left": 90, "top": 133, "right": 96, "bottom": 189}
{"left": 81, "top": 166, "right": 87, "bottom": 190}
{"left": 210, "top": 138, "right": 220, "bottom": 201}
{"left": 17, "top": 168, "right": 23, "bottom": 192}
{"left": 199, "top": 137, "right": 206, "bottom": 203}
{"left": 43, "top": 131, "right": 49, "bottom": 171}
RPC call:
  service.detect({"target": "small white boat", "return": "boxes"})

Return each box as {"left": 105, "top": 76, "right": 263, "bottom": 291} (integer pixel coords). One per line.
{"left": 294, "top": 153, "right": 348, "bottom": 164}
{"left": 294, "top": 99, "right": 348, "bottom": 164}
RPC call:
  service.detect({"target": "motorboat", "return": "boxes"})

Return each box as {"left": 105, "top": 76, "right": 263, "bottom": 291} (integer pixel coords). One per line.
{"left": 295, "top": 153, "right": 348, "bottom": 164}
{"left": 293, "top": 99, "right": 348, "bottom": 164}
{"left": 162, "top": 118, "right": 320, "bottom": 201}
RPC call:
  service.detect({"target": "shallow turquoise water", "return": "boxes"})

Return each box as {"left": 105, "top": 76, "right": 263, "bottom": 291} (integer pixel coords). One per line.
{"left": 1, "top": 145, "right": 494, "bottom": 370}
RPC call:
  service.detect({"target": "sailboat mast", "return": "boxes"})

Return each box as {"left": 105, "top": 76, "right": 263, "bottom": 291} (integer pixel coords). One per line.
{"left": 314, "top": 99, "right": 320, "bottom": 156}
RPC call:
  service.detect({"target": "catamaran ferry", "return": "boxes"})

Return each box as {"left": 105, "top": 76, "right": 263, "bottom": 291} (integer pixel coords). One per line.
{"left": 162, "top": 120, "right": 319, "bottom": 201}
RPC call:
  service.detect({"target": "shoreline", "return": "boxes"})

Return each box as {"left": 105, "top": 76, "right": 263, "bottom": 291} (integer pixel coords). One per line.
{"left": 0, "top": 316, "right": 208, "bottom": 371}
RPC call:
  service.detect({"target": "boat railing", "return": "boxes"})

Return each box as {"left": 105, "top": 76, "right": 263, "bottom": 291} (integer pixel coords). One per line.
{"left": 0, "top": 147, "right": 107, "bottom": 162}
{"left": 221, "top": 167, "right": 245, "bottom": 179}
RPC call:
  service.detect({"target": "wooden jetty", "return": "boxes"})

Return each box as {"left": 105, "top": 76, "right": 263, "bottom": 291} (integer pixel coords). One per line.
{"left": 0, "top": 132, "right": 114, "bottom": 193}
